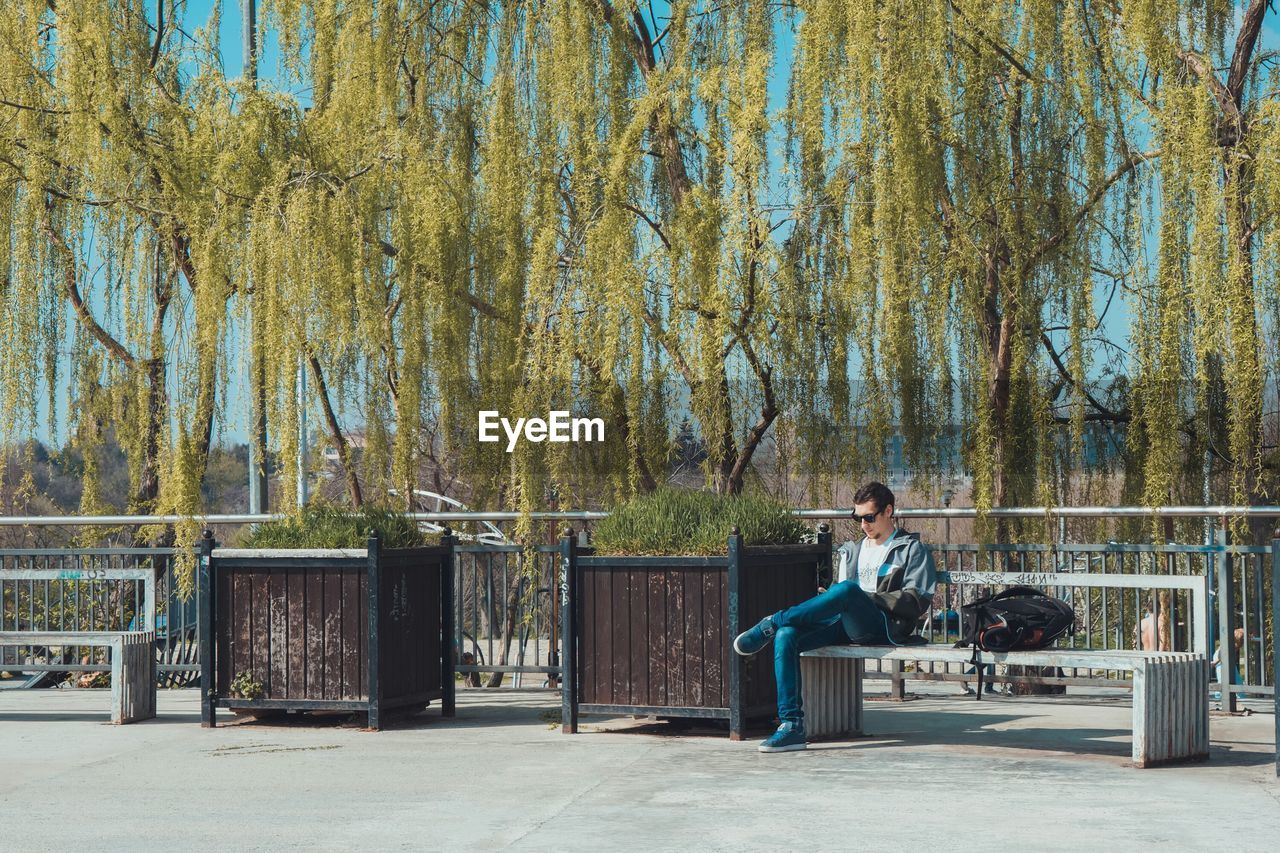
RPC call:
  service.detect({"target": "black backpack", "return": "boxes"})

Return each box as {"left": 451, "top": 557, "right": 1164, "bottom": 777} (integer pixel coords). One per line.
{"left": 955, "top": 586, "right": 1076, "bottom": 699}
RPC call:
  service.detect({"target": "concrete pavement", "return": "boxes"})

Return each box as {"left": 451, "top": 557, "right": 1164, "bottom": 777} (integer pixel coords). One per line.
{"left": 1, "top": 687, "right": 1276, "bottom": 851}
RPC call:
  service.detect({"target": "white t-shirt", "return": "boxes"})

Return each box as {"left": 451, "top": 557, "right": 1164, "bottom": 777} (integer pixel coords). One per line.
{"left": 855, "top": 529, "right": 898, "bottom": 594}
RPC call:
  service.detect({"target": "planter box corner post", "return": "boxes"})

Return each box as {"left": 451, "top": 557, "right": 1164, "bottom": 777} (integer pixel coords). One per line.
{"left": 560, "top": 528, "right": 579, "bottom": 734}
{"left": 728, "top": 526, "right": 744, "bottom": 741}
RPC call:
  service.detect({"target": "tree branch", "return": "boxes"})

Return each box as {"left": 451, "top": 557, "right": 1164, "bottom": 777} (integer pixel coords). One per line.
{"left": 640, "top": 306, "right": 697, "bottom": 389}
{"left": 587, "top": 0, "right": 692, "bottom": 206}
{"left": 0, "top": 98, "right": 70, "bottom": 115}
{"left": 948, "top": 0, "right": 1034, "bottom": 80}
{"left": 42, "top": 214, "right": 139, "bottom": 370}
{"left": 1179, "top": 51, "right": 1239, "bottom": 121}
{"left": 1021, "top": 148, "right": 1159, "bottom": 277}
{"left": 621, "top": 202, "right": 670, "bottom": 249}
{"left": 150, "top": 0, "right": 164, "bottom": 70}
{"left": 1226, "top": 0, "right": 1269, "bottom": 110}
{"left": 1040, "top": 332, "right": 1130, "bottom": 422}
{"left": 725, "top": 336, "right": 778, "bottom": 490}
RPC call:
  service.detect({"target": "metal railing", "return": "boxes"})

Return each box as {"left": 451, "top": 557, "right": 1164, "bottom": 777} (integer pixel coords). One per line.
{"left": 3, "top": 504, "right": 1280, "bottom": 525}
{"left": 446, "top": 538, "right": 1275, "bottom": 701}
{"left": 453, "top": 544, "right": 560, "bottom": 688}
{"left": 0, "top": 521, "right": 1274, "bottom": 713}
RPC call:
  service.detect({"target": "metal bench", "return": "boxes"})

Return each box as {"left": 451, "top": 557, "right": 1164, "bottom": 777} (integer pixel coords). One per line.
{"left": 800, "top": 571, "right": 1211, "bottom": 767}
{"left": 1, "top": 568, "right": 158, "bottom": 724}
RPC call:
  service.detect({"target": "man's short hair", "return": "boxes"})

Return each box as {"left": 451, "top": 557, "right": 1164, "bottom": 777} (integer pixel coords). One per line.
{"left": 853, "top": 481, "right": 895, "bottom": 513}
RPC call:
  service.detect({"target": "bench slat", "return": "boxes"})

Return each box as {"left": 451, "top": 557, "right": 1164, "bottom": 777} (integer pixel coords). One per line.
{"left": 800, "top": 644, "right": 1201, "bottom": 672}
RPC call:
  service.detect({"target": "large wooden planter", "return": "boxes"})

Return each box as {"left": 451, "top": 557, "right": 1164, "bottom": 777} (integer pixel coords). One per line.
{"left": 198, "top": 531, "right": 455, "bottom": 730}
{"left": 560, "top": 525, "right": 830, "bottom": 739}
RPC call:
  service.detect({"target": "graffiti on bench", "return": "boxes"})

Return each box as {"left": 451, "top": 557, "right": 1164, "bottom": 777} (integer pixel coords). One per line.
{"left": 56, "top": 569, "right": 109, "bottom": 581}
{"left": 946, "top": 571, "right": 1059, "bottom": 587}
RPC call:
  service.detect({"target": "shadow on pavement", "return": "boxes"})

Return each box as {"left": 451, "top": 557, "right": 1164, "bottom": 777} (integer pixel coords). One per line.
{"left": 0, "top": 712, "right": 189, "bottom": 725}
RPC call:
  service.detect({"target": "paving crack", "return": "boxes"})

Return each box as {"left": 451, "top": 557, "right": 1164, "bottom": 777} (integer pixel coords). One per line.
{"left": 498, "top": 743, "right": 656, "bottom": 850}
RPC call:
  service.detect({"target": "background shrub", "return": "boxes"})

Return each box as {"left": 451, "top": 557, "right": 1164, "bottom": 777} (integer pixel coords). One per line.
{"left": 238, "top": 503, "right": 433, "bottom": 549}
{"left": 590, "top": 488, "right": 808, "bottom": 555}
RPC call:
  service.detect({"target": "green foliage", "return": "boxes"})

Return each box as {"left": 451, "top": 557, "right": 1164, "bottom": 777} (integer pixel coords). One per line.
{"left": 590, "top": 488, "right": 808, "bottom": 556}
{"left": 229, "top": 671, "right": 264, "bottom": 701}
{"left": 238, "top": 503, "right": 430, "bottom": 549}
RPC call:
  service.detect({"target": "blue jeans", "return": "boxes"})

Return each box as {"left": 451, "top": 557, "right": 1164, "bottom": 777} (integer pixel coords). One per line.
{"left": 772, "top": 581, "right": 892, "bottom": 726}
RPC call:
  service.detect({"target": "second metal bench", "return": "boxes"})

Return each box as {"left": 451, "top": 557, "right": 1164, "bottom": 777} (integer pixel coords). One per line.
{"left": 1, "top": 567, "right": 158, "bottom": 724}
{"left": 800, "top": 571, "right": 1211, "bottom": 767}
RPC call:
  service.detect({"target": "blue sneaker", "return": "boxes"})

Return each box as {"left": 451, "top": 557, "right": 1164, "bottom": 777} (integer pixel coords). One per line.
{"left": 759, "top": 722, "right": 807, "bottom": 753}
{"left": 733, "top": 616, "right": 776, "bottom": 656}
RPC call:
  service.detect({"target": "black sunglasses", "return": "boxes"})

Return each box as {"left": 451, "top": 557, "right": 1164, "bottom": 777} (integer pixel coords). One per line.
{"left": 853, "top": 508, "right": 884, "bottom": 524}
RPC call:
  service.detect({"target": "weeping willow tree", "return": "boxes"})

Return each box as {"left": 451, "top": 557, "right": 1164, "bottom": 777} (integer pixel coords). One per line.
{"left": 1127, "top": 0, "right": 1279, "bottom": 536}
{"left": 484, "top": 0, "right": 843, "bottom": 506}
{"left": 789, "top": 0, "right": 1280, "bottom": 538}
{"left": 0, "top": 1, "right": 491, "bottom": 530}
{"left": 4, "top": 1, "right": 1280, "bottom": 557}
{"left": 0, "top": 0, "right": 241, "bottom": 541}
{"left": 243, "top": 0, "right": 850, "bottom": 515}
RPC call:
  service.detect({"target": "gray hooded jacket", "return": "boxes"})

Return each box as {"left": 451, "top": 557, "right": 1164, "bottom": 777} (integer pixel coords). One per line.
{"left": 835, "top": 531, "right": 937, "bottom": 643}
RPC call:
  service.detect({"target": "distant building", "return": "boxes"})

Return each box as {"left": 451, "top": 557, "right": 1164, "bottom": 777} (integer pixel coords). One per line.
{"left": 320, "top": 430, "right": 367, "bottom": 475}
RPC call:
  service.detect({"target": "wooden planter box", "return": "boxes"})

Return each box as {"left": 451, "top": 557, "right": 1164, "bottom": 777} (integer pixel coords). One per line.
{"left": 560, "top": 526, "right": 830, "bottom": 739}
{"left": 198, "top": 532, "right": 455, "bottom": 730}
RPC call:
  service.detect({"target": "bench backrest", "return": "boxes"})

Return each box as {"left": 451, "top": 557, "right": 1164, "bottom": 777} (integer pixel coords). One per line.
{"left": 0, "top": 567, "right": 156, "bottom": 634}
{"left": 934, "top": 570, "right": 1209, "bottom": 656}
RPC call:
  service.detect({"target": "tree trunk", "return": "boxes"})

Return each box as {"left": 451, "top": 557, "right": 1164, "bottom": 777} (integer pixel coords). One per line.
{"left": 306, "top": 351, "right": 363, "bottom": 508}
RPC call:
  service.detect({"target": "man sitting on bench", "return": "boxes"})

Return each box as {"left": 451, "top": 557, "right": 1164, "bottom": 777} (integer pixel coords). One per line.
{"left": 733, "top": 482, "right": 937, "bottom": 752}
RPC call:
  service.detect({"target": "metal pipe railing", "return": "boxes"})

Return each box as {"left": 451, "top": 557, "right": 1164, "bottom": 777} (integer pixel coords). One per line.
{"left": 3, "top": 505, "right": 1280, "bottom": 526}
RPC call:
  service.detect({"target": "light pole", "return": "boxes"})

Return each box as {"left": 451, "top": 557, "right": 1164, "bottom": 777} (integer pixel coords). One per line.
{"left": 942, "top": 488, "right": 954, "bottom": 546}
{"left": 297, "top": 358, "right": 309, "bottom": 508}
{"left": 243, "top": 0, "right": 268, "bottom": 517}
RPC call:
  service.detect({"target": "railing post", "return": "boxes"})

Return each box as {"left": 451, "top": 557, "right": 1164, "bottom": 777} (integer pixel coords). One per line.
{"left": 1214, "top": 526, "right": 1237, "bottom": 712}
{"left": 198, "top": 530, "right": 216, "bottom": 728}
{"left": 560, "top": 528, "right": 578, "bottom": 734}
{"left": 547, "top": 545, "right": 560, "bottom": 687}
{"left": 1272, "top": 532, "right": 1279, "bottom": 778}
{"left": 889, "top": 520, "right": 907, "bottom": 700}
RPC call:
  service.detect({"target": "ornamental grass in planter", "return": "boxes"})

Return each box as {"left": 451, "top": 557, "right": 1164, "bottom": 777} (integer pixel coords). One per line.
{"left": 561, "top": 489, "right": 830, "bottom": 739}
{"left": 199, "top": 504, "right": 455, "bottom": 730}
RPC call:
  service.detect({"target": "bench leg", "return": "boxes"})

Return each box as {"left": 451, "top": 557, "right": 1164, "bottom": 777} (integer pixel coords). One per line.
{"left": 801, "top": 657, "right": 863, "bottom": 739}
{"left": 1133, "top": 655, "right": 1209, "bottom": 767}
{"left": 112, "top": 633, "right": 157, "bottom": 725}
{"left": 109, "top": 638, "right": 125, "bottom": 725}
{"left": 1183, "top": 656, "right": 1210, "bottom": 761}
{"left": 888, "top": 659, "right": 907, "bottom": 700}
